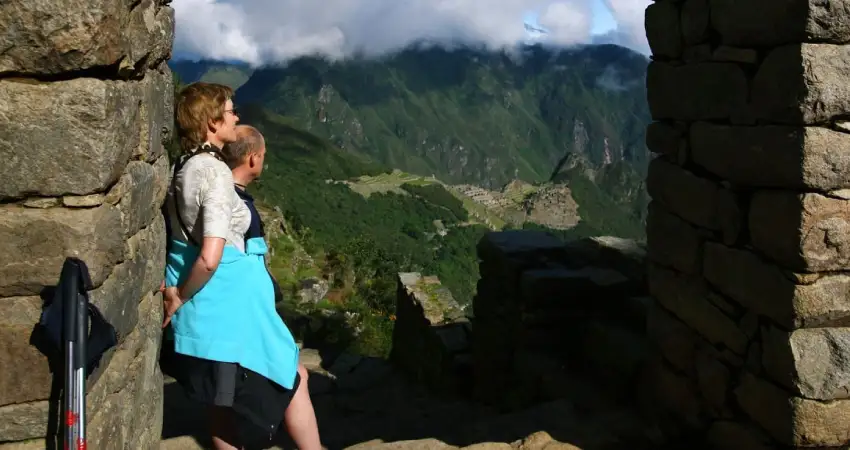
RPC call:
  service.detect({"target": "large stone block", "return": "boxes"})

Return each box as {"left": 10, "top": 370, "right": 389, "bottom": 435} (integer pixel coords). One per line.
{"left": 710, "top": 0, "right": 850, "bottom": 47}
{"left": 736, "top": 371, "right": 850, "bottom": 447}
{"left": 0, "top": 205, "right": 124, "bottom": 297}
{"left": 753, "top": 44, "right": 850, "bottom": 125}
{"left": 0, "top": 0, "right": 174, "bottom": 75}
{"left": 646, "top": 201, "right": 705, "bottom": 274}
{"left": 647, "top": 61, "right": 748, "bottom": 121}
{"left": 761, "top": 326, "right": 850, "bottom": 401}
{"left": 0, "top": 297, "right": 51, "bottom": 406}
{"left": 703, "top": 243, "right": 850, "bottom": 329}
{"left": 646, "top": 157, "right": 720, "bottom": 230}
{"left": 680, "top": 0, "right": 710, "bottom": 45}
{"left": 0, "top": 78, "right": 141, "bottom": 199}
{"left": 646, "top": 121, "right": 687, "bottom": 163}
{"left": 750, "top": 191, "right": 850, "bottom": 272}
{"left": 647, "top": 304, "right": 702, "bottom": 374}
{"left": 648, "top": 264, "right": 748, "bottom": 356}
{"left": 137, "top": 67, "right": 175, "bottom": 162}
{"left": 113, "top": 161, "right": 161, "bottom": 238}
{"left": 89, "top": 216, "right": 165, "bottom": 341}
{"left": 645, "top": 1, "right": 683, "bottom": 59}
{"left": 690, "top": 122, "right": 850, "bottom": 191}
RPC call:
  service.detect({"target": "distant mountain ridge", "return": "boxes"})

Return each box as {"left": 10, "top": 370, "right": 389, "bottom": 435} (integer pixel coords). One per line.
{"left": 170, "top": 43, "right": 650, "bottom": 187}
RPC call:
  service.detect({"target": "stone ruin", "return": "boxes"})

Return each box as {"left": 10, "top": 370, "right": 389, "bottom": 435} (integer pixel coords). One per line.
{"left": 0, "top": 0, "right": 174, "bottom": 447}
{"left": 391, "top": 273, "right": 472, "bottom": 394}
{"left": 643, "top": 0, "right": 850, "bottom": 447}
{"left": 470, "top": 232, "right": 648, "bottom": 412}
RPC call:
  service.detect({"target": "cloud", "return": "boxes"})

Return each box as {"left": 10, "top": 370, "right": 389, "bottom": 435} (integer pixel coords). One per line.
{"left": 172, "top": 0, "right": 649, "bottom": 66}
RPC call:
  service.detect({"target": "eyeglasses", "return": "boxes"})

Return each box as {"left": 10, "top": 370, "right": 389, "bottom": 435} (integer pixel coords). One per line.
{"left": 224, "top": 108, "right": 237, "bottom": 116}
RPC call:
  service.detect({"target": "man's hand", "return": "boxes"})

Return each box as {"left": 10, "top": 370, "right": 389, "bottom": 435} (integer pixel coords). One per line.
{"left": 161, "top": 285, "right": 185, "bottom": 328}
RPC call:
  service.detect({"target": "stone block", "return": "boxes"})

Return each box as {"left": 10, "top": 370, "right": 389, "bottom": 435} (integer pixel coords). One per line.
{"left": 639, "top": 355, "right": 703, "bottom": 430}
{"left": 704, "top": 242, "right": 850, "bottom": 329}
{"left": 750, "top": 191, "right": 850, "bottom": 273}
{"left": 0, "top": 297, "right": 51, "bottom": 406}
{"left": 0, "top": 78, "right": 142, "bottom": 200}
{"left": 646, "top": 156, "right": 720, "bottom": 230}
{"left": 647, "top": 304, "right": 700, "bottom": 373}
{"left": 712, "top": 46, "right": 759, "bottom": 64}
{"left": 648, "top": 264, "right": 748, "bottom": 356}
{"left": 519, "top": 266, "right": 634, "bottom": 310}
{"left": 736, "top": 371, "right": 850, "bottom": 447}
{"left": 89, "top": 216, "right": 165, "bottom": 341}
{"left": 645, "top": 121, "right": 686, "bottom": 163}
{"left": 137, "top": 67, "right": 174, "bottom": 162}
{"left": 0, "top": 401, "right": 49, "bottom": 442}
{"left": 646, "top": 201, "right": 705, "bottom": 274}
{"left": 477, "top": 231, "right": 566, "bottom": 268}
{"left": 645, "top": 1, "right": 683, "bottom": 59}
{"left": 762, "top": 326, "right": 850, "bottom": 401}
{"left": 695, "top": 352, "right": 732, "bottom": 418}
{"left": 680, "top": 0, "right": 710, "bottom": 45}
{"left": 715, "top": 188, "right": 743, "bottom": 245}
{"left": 706, "top": 421, "right": 775, "bottom": 450}
{"left": 0, "top": 0, "right": 174, "bottom": 75}
{"left": 0, "top": 205, "right": 124, "bottom": 297}
{"left": 690, "top": 122, "right": 850, "bottom": 191}
{"left": 710, "top": 0, "right": 850, "bottom": 47}
{"left": 682, "top": 44, "right": 712, "bottom": 63}
{"left": 115, "top": 161, "right": 161, "bottom": 238}
{"left": 753, "top": 44, "right": 850, "bottom": 124}
{"left": 647, "top": 61, "right": 748, "bottom": 121}
{"left": 561, "top": 236, "right": 647, "bottom": 282}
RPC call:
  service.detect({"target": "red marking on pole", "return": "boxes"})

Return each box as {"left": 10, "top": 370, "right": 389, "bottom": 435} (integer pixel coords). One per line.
{"left": 65, "top": 411, "right": 77, "bottom": 426}
{"left": 77, "top": 438, "right": 87, "bottom": 450}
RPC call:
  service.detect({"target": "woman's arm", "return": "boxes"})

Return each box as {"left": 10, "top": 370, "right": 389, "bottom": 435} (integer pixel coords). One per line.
{"left": 176, "top": 162, "right": 235, "bottom": 300}
{"left": 177, "top": 236, "right": 225, "bottom": 300}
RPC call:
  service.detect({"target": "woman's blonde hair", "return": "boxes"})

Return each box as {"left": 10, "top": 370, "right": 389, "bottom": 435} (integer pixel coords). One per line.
{"left": 175, "top": 82, "right": 234, "bottom": 153}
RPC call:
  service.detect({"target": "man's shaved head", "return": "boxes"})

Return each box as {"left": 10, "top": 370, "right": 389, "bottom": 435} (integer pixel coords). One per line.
{"left": 222, "top": 125, "right": 265, "bottom": 169}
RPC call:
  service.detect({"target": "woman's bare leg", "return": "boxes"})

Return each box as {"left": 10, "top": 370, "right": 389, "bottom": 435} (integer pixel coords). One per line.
{"left": 284, "top": 364, "right": 322, "bottom": 450}
{"left": 210, "top": 406, "right": 243, "bottom": 450}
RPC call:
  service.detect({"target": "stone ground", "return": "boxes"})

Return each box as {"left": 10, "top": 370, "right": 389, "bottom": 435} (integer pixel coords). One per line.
{"left": 160, "top": 348, "right": 681, "bottom": 450}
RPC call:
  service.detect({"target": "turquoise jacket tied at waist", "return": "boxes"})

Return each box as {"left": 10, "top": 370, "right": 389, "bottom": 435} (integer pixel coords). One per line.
{"left": 164, "top": 237, "right": 299, "bottom": 390}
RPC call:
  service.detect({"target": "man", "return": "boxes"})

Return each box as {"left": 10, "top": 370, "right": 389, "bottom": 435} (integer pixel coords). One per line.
{"left": 222, "top": 124, "right": 322, "bottom": 449}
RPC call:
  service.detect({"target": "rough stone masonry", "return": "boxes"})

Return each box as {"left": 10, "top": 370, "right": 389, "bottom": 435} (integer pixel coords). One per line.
{"left": 0, "top": 0, "right": 174, "bottom": 447}
{"left": 644, "top": 0, "right": 850, "bottom": 448}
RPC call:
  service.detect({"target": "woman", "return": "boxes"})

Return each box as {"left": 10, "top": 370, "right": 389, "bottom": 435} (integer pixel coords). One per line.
{"left": 161, "top": 81, "right": 321, "bottom": 450}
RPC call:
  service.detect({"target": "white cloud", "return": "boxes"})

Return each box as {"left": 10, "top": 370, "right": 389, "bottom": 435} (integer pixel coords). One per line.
{"left": 172, "top": 0, "right": 649, "bottom": 66}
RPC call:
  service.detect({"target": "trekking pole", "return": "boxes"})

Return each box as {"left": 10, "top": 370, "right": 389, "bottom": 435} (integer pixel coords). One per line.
{"left": 74, "top": 275, "right": 88, "bottom": 450}
{"left": 61, "top": 259, "right": 79, "bottom": 449}
{"left": 60, "top": 258, "right": 88, "bottom": 450}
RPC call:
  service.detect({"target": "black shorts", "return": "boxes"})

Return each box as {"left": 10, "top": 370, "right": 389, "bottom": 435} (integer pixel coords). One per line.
{"left": 160, "top": 337, "right": 300, "bottom": 444}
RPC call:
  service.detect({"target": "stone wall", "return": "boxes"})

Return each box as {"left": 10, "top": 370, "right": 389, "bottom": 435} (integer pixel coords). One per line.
{"left": 471, "top": 231, "right": 648, "bottom": 411}
{"left": 391, "top": 273, "right": 471, "bottom": 395}
{"left": 643, "top": 1, "right": 850, "bottom": 447}
{"left": 0, "top": 0, "right": 174, "bottom": 447}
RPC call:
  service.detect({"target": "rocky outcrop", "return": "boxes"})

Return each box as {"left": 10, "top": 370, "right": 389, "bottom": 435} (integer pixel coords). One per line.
{"left": 645, "top": 3, "right": 850, "bottom": 448}
{"left": 391, "top": 273, "right": 471, "bottom": 394}
{"left": 0, "top": 0, "right": 173, "bottom": 447}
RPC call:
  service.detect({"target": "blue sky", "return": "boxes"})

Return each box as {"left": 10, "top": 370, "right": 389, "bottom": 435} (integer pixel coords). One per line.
{"left": 523, "top": 0, "right": 617, "bottom": 35}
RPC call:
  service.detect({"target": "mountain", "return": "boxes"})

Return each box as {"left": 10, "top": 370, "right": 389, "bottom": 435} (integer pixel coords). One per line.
{"left": 171, "top": 44, "right": 650, "bottom": 187}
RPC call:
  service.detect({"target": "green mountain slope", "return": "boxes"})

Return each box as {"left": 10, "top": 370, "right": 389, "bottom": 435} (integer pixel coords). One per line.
{"left": 226, "top": 44, "right": 649, "bottom": 189}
